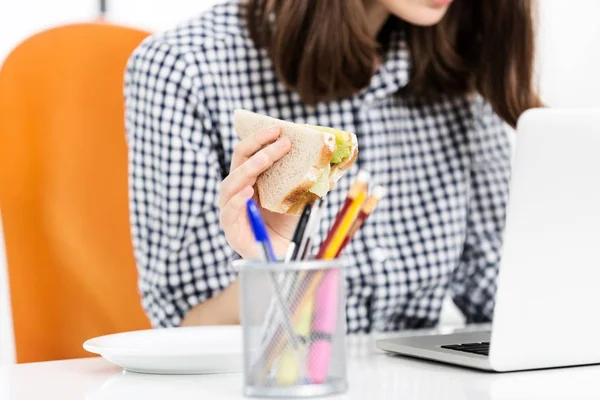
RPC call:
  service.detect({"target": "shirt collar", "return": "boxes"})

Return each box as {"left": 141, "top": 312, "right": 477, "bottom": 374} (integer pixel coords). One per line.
{"left": 359, "top": 28, "right": 411, "bottom": 104}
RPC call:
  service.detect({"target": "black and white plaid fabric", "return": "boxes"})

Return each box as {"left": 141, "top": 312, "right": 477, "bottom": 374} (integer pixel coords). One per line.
{"left": 124, "top": 1, "right": 511, "bottom": 331}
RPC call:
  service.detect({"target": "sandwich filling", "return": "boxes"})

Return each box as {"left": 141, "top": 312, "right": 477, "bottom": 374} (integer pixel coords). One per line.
{"left": 310, "top": 164, "right": 331, "bottom": 197}
{"left": 307, "top": 126, "right": 357, "bottom": 197}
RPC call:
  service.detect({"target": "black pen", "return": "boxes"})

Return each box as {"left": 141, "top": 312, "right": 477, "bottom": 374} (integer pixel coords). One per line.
{"left": 297, "top": 199, "right": 323, "bottom": 260}
{"left": 284, "top": 202, "right": 313, "bottom": 262}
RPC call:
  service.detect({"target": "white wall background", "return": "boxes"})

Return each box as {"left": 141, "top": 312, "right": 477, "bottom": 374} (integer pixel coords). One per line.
{"left": 1, "top": 0, "right": 599, "bottom": 365}
{"left": 536, "top": 1, "right": 600, "bottom": 107}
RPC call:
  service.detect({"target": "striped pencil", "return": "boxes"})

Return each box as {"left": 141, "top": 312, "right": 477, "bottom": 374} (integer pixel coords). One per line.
{"left": 316, "top": 170, "right": 370, "bottom": 259}
{"left": 335, "top": 186, "right": 387, "bottom": 257}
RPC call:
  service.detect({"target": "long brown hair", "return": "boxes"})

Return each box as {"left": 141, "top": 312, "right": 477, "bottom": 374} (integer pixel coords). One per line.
{"left": 246, "top": 0, "right": 542, "bottom": 127}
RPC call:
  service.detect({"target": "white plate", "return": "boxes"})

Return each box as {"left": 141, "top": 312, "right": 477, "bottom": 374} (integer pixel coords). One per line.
{"left": 83, "top": 326, "right": 243, "bottom": 375}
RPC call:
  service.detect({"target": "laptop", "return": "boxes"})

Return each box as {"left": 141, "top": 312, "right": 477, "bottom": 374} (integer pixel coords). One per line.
{"left": 376, "top": 108, "right": 600, "bottom": 372}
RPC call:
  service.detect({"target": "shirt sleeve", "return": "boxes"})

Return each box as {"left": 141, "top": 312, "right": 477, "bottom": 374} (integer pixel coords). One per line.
{"left": 450, "top": 98, "right": 512, "bottom": 323}
{"left": 124, "top": 38, "right": 238, "bottom": 328}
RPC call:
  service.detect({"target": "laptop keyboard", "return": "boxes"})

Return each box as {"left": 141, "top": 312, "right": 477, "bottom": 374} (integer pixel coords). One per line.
{"left": 440, "top": 342, "right": 490, "bottom": 356}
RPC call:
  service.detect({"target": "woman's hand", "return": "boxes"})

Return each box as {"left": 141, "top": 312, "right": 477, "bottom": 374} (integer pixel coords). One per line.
{"left": 219, "top": 126, "right": 300, "bottom": 259}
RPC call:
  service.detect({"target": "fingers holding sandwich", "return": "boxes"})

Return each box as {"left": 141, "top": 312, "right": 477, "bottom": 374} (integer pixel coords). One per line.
{"left": 219, "top": 126, "right": 293, "bottom": 258}
{"left": 219, "top": 128, "right": 291, "bottom": 211}
{"left": 230, "top": 126, "right": 283, "bottom": 170}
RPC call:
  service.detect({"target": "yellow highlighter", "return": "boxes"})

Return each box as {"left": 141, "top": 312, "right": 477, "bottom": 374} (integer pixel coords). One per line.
{"left": 276, "top": 295, "right": 314, "bottom": 385}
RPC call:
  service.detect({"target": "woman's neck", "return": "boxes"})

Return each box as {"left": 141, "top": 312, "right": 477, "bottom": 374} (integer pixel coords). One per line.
{"left": 365, "top": 1, "right": 391, "bottom": 38}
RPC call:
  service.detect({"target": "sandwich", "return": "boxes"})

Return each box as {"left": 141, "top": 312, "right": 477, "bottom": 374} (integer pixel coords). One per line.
{"left": 233, "top": 109, "right": 358, "bottom": 215}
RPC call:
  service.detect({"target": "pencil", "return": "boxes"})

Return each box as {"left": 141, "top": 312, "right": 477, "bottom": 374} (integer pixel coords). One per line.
{"left": 288, "top": 173, "right": 369, "bottom": 337}
{"left": 302, "top": 176, "right": 369, "bottom": 383}
{"left": 335, "top": 185, "right": 387, "bottom": 257}
{"left": 316, "top": 170, "right": 370, "bottom": 259}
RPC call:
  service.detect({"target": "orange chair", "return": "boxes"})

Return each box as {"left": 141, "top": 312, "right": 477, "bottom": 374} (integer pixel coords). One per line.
{"left": 0, "top": 23, "right": 152, "bottom": 363}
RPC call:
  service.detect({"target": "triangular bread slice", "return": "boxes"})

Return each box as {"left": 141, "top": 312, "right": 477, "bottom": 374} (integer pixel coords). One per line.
{"left": 233, "top": 109, "right": 336, "bottom": 215}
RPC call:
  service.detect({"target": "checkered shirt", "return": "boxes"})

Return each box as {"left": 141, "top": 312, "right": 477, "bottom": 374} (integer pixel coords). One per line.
{"left": 124, "top": 1, "right": 511, "bottom": 331}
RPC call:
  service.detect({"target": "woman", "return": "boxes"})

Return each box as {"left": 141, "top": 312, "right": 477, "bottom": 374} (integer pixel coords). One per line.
{"left": 124, "top": 0, "right": 540, "bottom": 331}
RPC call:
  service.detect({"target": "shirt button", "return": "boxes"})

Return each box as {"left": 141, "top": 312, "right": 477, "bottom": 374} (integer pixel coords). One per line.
{"left": 372, "top": 247, "right": 388, "bottom": 263}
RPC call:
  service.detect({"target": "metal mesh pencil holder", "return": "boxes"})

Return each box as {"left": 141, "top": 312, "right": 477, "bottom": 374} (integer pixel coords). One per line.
{"left": 234, "top": 258, "right": 348, "bottom": 398}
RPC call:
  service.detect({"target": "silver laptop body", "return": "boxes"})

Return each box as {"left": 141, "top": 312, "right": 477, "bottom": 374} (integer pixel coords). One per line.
{"left": 377, "top": 109, "right": 600, "bottom": 372}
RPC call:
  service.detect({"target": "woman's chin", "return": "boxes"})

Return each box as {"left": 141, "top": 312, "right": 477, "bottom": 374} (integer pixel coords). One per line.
{"left": 380, "top": 0, "right": 451, "bottom": 27}
{"left": 402, "top": 7, "right": 450, "bottom": 26}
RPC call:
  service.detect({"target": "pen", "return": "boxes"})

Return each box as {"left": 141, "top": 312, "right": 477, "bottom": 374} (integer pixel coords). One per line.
{"left": 285, "top": 202, "right": 314, "bottom": 262}
{"left": 297, "top": 199, "right": 323, "bottom": 260}
{"left": 256, "top": 199, "right": 324, "bottom": 379}
{"left": 247, "top": 198, "right": 277, "bottom": 262}
{"left": 258, "top": 201, "right": 314, "bottom": 367}
{"left": 246, "top": 199, "right": 303, "bottom": 379}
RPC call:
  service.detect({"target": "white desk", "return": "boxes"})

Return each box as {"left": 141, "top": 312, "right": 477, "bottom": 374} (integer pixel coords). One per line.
{"left": 2, "top": 333, "right": 600, "bottom": 400}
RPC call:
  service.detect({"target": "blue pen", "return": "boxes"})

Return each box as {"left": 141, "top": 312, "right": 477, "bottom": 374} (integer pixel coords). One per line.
{"left": 246, "top": 199, "right": 304, "bottom": 379}
{"left": 246, "top": 198, "right": 277, "bottom": 262}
